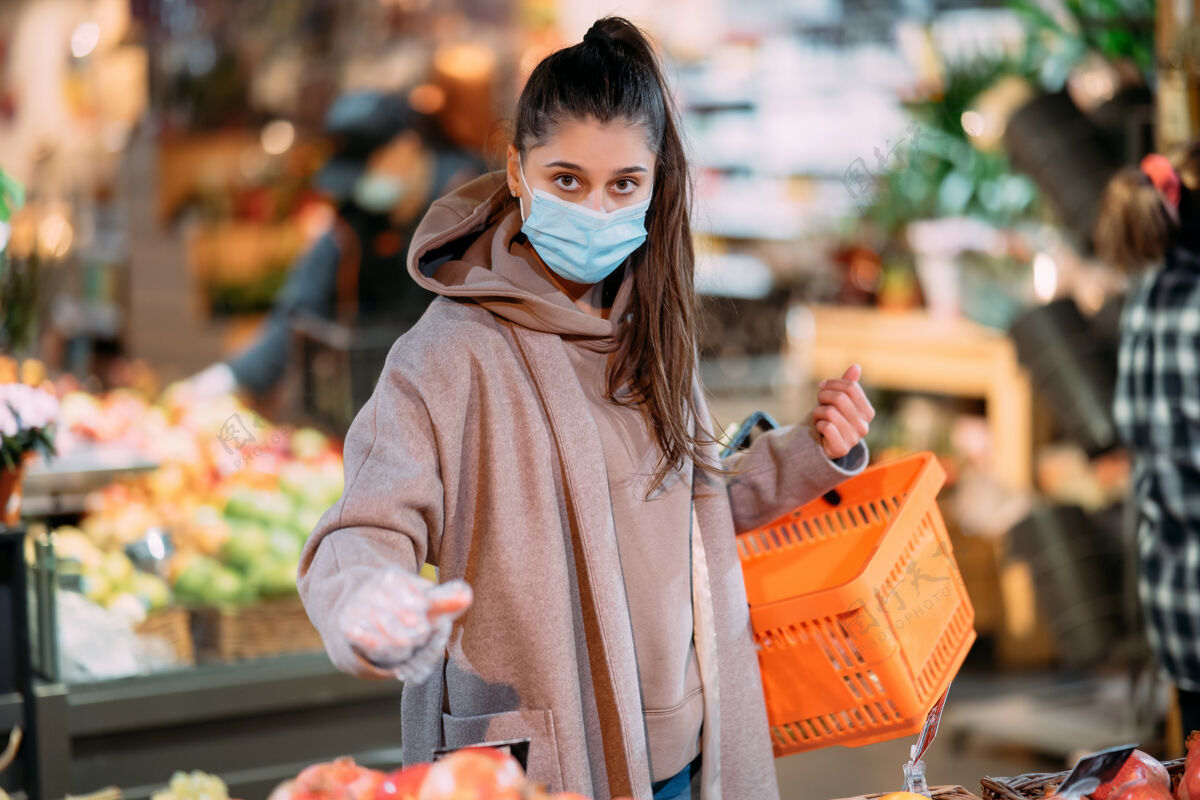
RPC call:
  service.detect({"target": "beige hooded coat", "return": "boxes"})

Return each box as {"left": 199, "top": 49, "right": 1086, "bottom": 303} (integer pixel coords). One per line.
{"left": 297, "top": 173, "right": 866, "bottom": 799}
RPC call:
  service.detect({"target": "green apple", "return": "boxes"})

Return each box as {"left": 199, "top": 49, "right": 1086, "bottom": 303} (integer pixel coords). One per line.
{"left": 102, "top": 551, "right": 135, "bottom": 590}
{"left": 219, "top": 526, "right": 270, "bottom": 573}
{"left": 223, "top": 489, "right": 261, "bottom": 522}
{"left": 257, "top": 492, "right": 294, "bottom": 526}
{"left": 83, "top": 571, "right": 113, "bottom": 607}
{"left": 287, "top": 506, "right": 324, "bottom": 538}
{"left": 267, "top": 528, "right": 302, "bottom": 561}
{"left": 290, "top": 428, "right": 329, "bottom": 460}
{"left": 251, "top": 558, "right": 300, "bottom": 597}
{"left": 172, "top": 556, "right": 220, "bottom": 606}
{"left": 131, "top": 571, "right": 172, "bottom": 611}
{"left": 203, "top": 564, "right": 251, "bottom": 606}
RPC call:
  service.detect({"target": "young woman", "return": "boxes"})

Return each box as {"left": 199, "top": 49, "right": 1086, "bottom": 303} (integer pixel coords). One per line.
{"left": 1096, "top": 148, "right": 1200, "bottom": 748}
{"left": 298, "top": 18, "right": 872, "bottom": 799}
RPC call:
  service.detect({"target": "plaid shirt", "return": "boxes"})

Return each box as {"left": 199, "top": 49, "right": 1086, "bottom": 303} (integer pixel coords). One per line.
{"left": 1113, "top": 246, "right": 1200, "bottom": 690}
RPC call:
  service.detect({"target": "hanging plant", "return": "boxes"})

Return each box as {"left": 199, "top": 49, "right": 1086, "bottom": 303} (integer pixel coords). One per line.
{"left": 860, "top": 57, "right": 1042, "bottom": 235}
{"left": 0, "top": 170, "right": 22, "bottom": 222}
{"left": 1008, "top": 0, "right": 1155, "bottom": 89}
{"left": 0, "top": 169, "right": 37, "bottom": 353}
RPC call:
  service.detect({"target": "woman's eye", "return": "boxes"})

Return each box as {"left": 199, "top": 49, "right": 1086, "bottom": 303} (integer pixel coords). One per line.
{"left": 612, "top": 179, "right": 638, "bottom": 194}
{"left": 553, "top": 175, "right": 579, "bottom": 190}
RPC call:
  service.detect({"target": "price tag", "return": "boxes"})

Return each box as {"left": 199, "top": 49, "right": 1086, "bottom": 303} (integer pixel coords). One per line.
{"left": 1056, "top": 744, "right": 1138, "bottom": 800}
{"left": 432, "top": 738, "right": 532, "bottom": 772}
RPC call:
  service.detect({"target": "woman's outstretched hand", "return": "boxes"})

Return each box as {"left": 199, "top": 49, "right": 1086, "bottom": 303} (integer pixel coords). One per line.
{"left": 339, "top": 567, "right": 473, "bottom": 683}
{"left": 811, "top": 364, "right": 874, "bottom": 460}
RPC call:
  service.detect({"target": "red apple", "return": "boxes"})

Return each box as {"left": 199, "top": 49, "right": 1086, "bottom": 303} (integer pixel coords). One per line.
{"left": 1094, "top": 751, "right": 1171, "bottom": 800}
{"left": 416, "top": 748, "right": 524, "bottom": 800}
{"left": 1114, "top": 778, "right": 1175, "bottom": 800}
{"left": 267, "top": 779, "right": 297, "bottom": 800}
{"left": 293, "top": 758, "right": 385, "bottom": 800}
{"left": 1179, "top": 731, "right": 1200, "bottom": 800}
{"left": 376, "top": 764, "right": 431, "bottom": 800}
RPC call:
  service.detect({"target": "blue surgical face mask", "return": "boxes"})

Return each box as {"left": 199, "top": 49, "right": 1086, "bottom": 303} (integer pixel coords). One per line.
{"left": 518, "top": 159, "right": 650, "bottom": 285}
{"left": 353, "top": 173, "right": 407, "bottom": 214}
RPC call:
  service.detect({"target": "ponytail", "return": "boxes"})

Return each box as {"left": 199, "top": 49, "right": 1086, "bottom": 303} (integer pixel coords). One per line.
{"left": 1094, "top": 167, "right": 1177, "bottom": 273}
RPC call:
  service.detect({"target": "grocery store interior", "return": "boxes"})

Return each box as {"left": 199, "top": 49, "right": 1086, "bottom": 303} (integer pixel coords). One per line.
{"left": 0, "top": 0, "right": 1193, "bottom": 798}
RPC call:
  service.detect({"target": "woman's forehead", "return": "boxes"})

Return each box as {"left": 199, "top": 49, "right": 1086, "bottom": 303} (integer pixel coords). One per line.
{"left": 528, "top": 117, "right": 655, "bottom": 173}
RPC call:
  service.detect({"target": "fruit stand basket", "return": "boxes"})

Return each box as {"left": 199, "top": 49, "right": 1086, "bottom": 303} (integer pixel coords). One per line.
{"left": 134, "top": 606, "right": 195, "bottom": 666}
{"left": 191, "top": 596, "right": 324, "bottom": 662}
{"left": 737, "top": 452, "right": 976, "bottom": 756}
{"left": 833, "top": 786, "right": 984, "bottom": 800}
{"left": 980, "top": 759, "right": 1187, "bottom": 800}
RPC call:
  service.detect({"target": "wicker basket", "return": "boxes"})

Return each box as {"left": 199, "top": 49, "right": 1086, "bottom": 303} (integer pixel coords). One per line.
{"left": 832, "top": 785, "right": 983, "bottom": 800}
{"left": 981, "top": 758, "right": 1185, "bottom": 800}
{"left": 192, "top": 597, "right": 324, "bottom": 662}
{"left": 134, "top": 606, "right": 195, "bottom": 666}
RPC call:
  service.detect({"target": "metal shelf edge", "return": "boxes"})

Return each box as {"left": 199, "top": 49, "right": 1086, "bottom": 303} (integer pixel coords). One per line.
{"left": 0, "top": 692, "right": 23, "bottom": 731}
{"left": 64, "top": 653, "right": 402, "bottom": 737}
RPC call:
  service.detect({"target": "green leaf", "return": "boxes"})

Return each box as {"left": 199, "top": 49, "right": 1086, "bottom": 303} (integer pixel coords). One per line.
{"left": 0, "top": 171, "right": 24, "bottom": 212}
{"left": 1088, "top": 0, "right": 1124, "bottom": 18}
{"left": 937, "top": 171, "right": 976, "bottom": 216}
{"left": 1009, "top": 0, "right": 1066, "bottom": 34}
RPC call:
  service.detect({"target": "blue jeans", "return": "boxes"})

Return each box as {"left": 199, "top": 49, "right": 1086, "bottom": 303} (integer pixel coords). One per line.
{"left": 652, "top": 755, "right": 702, "bottom": 800}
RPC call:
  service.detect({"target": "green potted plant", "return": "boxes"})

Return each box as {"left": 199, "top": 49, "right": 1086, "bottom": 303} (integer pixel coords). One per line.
{"left": 0, "top": 167, "right": 58, "bottom": 526}
{"left": 0, "top": 168, "right": 37, "bottom": 354}
{"left": 0, "top": 380, "right": 58, "bottom": 526}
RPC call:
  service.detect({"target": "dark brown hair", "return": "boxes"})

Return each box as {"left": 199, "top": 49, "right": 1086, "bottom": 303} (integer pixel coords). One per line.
{"left": 1094, "top": 144, "right": 1200, "bottom": 272}
{"left": 1093, "top": 168, "right": 1176, "bottom": 273}
{"left": 512, "top": 17, "right": 712, "bottom": 489}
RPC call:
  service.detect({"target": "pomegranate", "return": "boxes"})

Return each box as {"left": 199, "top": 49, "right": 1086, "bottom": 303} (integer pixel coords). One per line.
{"left": 376, "top": 764, "right": 432, "bottom": 800}
{"left": 293, "top": 758, "right": 385, "bottom": 800}
{"left": 268, "top": 779, "right": 297, "bottom": 800}
{"left": 1114, "top": 778, "right": 1175, "bottom": 800}
{"left": 1178, "top": 731, "right": 1200, "bottom": 800}
{"left": 416, "top": 748, "right": 525, "bottom": 800}
{"left": 1094, "top": 751, "right": 1171, "bottom": 800}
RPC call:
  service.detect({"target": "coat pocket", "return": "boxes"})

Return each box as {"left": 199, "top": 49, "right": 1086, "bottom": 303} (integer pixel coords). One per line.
{"left": 441, "top": 708, "right": 564, "bottom": 792}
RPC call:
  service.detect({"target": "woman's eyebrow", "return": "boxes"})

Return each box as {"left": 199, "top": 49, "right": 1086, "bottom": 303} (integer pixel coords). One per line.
{"left": 542, "top": 160, "right": 649, "bottom": 176}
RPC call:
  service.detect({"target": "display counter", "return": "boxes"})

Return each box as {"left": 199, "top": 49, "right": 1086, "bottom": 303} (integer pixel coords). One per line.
{"left": 29, "top": 652, "right": 403, "bottom": 800}
{"left": 0, "top": 381, "right": 411, "bottom": 798}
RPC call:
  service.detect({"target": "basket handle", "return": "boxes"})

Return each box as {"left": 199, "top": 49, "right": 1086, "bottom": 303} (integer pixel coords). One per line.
{"left": 719, "top": 410, "right": 780, "bottom": 459}
{"left": 331, "top": 219, "right": 363, "bottom": 324}
{"left": 720, "top": 410, "right": 843, "bottom": 506}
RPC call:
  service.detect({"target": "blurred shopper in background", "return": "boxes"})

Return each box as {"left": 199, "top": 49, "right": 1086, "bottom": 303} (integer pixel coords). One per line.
{"left": 187, "top": 90, "right": 485, "bottom": 400}
{"left": 1096, "top": 146, "right": 1200, "bottom": 747}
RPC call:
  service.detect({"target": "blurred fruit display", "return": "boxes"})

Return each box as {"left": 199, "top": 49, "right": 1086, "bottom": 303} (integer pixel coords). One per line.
{"left": 264, "top": 751, "right": 637, "bottom": 800}
{"left": 47, "top": 385, "right": 342, "bottom": 607}
{"left": 18, "top": 371, "right": 344, "bottom": 676}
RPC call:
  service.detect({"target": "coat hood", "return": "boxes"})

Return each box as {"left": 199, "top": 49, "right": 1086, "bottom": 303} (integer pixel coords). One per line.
{"left": 406, "top": 171, "right": 633, "bottom": 339}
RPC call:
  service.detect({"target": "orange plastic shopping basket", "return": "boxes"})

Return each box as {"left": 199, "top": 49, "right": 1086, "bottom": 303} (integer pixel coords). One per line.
{"left": 736, "top": 451, "right": 976, "bottom": 756}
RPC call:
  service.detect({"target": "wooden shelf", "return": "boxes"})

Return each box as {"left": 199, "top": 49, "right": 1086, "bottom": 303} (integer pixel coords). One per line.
{"left": 795, "top": 305, "right": 1033, "bottom": 490}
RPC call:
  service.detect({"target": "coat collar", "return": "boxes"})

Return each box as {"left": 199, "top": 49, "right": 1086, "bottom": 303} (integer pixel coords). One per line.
{"left": 508, "top": 322, "right": 654, "bottom": 799}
